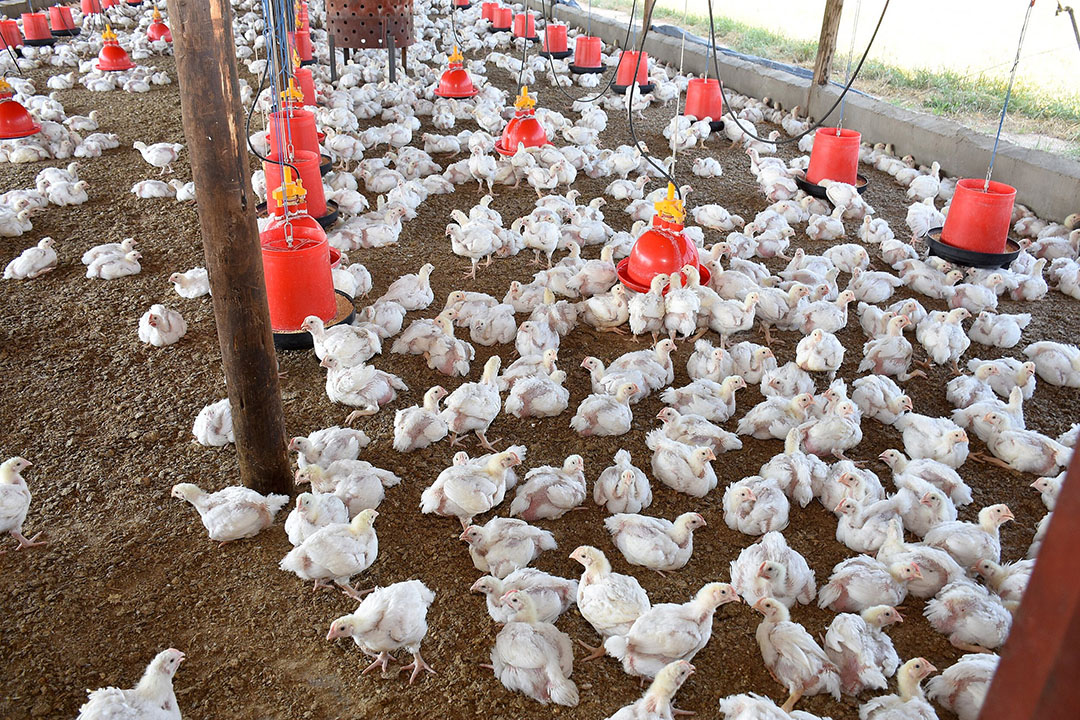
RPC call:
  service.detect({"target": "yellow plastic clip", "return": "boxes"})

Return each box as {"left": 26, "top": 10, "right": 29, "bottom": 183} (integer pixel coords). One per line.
{"left": 272, "top": 166, "right": 307, "bottom": 205}
{"left": 152, "top": 6, "right": 162, "bottom": 21}
{"left": 449, "top": 46, "right": 464, "bottom": 64}
{"left": 654, "top": 183, "right": 685, "bottom": 224}
{"left": 0, "top": 77, "right": 12, "bottom": 95}
{"left": 102, "top": 24, "right": 118, "bottom": 42}
{"left": 281, "top": 77, "right": 304, "bottom": 104}
{"left": 514, "top": 86, "right": 536, "bottom": 111}
{"left": 292, "top": 47, "right": 301, "bottom": 70}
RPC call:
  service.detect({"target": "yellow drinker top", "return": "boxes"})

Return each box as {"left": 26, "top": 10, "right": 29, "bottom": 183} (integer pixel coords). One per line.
{"left": 514, "top": 86, "right": 537, "bottom": 111}
{"left": 654, "top": 183, "right": 685, "bottom": 225}
{"left": 281, "top": 78, "right": 304, "bottom": 104}
{"left": 152, "top": 7, "right": 162, "bottom": 21}
{"left": 0, "top": 77, "right": 12, "bottom": 95}
{"left": 102, "top": 25, "right": 118, "bottom": 42}
{"left": 448, "top": 46, "right": 463, "bottom": 64}
{"left": 272, "top": 167, "right": 307, "bottom": 205}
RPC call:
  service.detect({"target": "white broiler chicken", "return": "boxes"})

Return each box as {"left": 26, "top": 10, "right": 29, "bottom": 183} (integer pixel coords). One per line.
{"left": 593, "top": 449, "right": 653, "bottom": 514}
{"left": 295, "top": 460, "right": 400, "bottom": 517}
{"left": 471, "top": 568, "right": 578, "bottom": 624}
{"left": 729, "top": 531, "right": 816, "bottom": 608}
{"left": 606, "top": 660, "right": 695, "bottom": 720}
{"left": 570, "top": 545, "right": 652, "bottom": 659}
{"left": 505, "top": 369, "right": 570, "bottom": 419}
{"left": 326, "top": 579, "right": 436, "bottom": 684}
{"left": 824, "top": 605, "right": 903, "bottom": 695}
{"left": 284, "top": 492, "right": 349, "bottom": 546}
{"left": 289, "top": 426, "right": 370, "bottom": 470}
{"left": 923, "top": 504, "right": 1013, "bottom": 568}
{"left": 973, "top": 557, "right": 1034, "bottom": 604}
{"left": 754, "top": 598, "right": 841, "bottom": 712}
{"left": 169, "top": 267, "right": 210, "bottom": 298}
{"left": 604, "top": 512, "right": 706, "bottom": 574}
{"left": 170, "top": 483, "right": 288, "bottom": 545}
{"left": 138, "top": 304, "right": 187, "bottom": 347}
{"left": 645, "top": 430, "right": 717, "bottom": 497}
{"left": 440, "top": 356, "right": 502, "bottom": 448}
{"left": 723, "top": 475, "right": 790, "bottom": 536}
{"left": 86, "top": 250, "right": 142, "bottom": 279}
{"left": 192, "top": 398, "right": 233, "bottom": 446}
{"left": 925, "top": 654, "right": 998, "bottom": 720}
{"left": 393, "top": 386, "right": 449, "bottom": 452}
{"left": 925, "top": 579, "right": 1013, "bottom": 653}
{"left": 859, "top": 657, "right": 938, "bottom": 720}
{"left": 4, "top": 238, "right": 57, "bottom": 280}
{"left": 876, "top": 519, "right": 965, "bottom": 599}
{"left": 817, "top": 555, "right": 921, "bottom": 612}
{"left": 76, "top": 649, "right": 186, "bottom": 720}
{"left": 304, "top": 315, "right": 381, "bottom": 367}
{"left": 324, "top": 359, "right": 407, "bottom": 414}
{"left": 893, "top": 413, "right": 969, "bottom": 468}
{"left": 460, "top": 517, "right": 556, "bottom": 579}
{"left": 571, "top": 382, "right": 637, "bottom": 436}
{"left": 510, "top": 455, "right": 587, "bottom": 520}
{"left": 604, "top": 582, "right": 740, "bottom": 679}
{"left": 279, "top": 508, "right": 379, "bottom": 599}
{"left": 420, "top": 449, "right": 522, "bottom": 527}
{"left": 488, "top": 591, "right": 579, "bottom": 706}
{"left": 133, "top": 140, "right": 183, "bottom": 174}
{"left": 0, "top": 457, "right": 45, "bottom": 551}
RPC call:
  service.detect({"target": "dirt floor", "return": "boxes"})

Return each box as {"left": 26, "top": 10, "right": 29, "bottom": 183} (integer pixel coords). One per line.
{"left": 1, "top": 29, "right": 1076, "bottom": 720}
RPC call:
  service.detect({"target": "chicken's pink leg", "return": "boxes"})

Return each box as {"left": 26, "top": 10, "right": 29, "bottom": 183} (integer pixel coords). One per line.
{"left": 399, "top": 650, "right": 436, "bottom": 684}
{"left": 576, "top": 638, "right": 607, "bottom": 662}
{"left": 361, "top": 652, "right": 394, "bottom": 675}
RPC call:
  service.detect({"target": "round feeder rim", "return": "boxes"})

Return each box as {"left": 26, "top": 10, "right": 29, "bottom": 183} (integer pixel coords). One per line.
{"left": 24, "top": 37, "right": 57, "bottom": 46}
{"left": 569, "top": 63, "right": 605, "bottom": 74}
{"left": 617, "top": 258, "right": 712, "bottom": 294}
{"left": 513, "top": 34, "right": 540, "bottom": 42}
{"left": 315, "top": 199, "right": 340, "bottom": 229}
{"left": 539, "top": 49, "right": 573, "bottom": 59}
{"left": 273, "top": 290, "right": 356, "bottom": 350}
{"left": 489, "top": 25, "right": 512, "bottom": 33}
{"left": 300, "top": 59, "right": 315, "bottom": 67}
{"left": 319, "top": 153, "right": 333, "bottom": 176}
{"left": 0, "top": 121, "right": 42, "bottom": 140}
{"left": 612, "top": 82, "right": 655, "bottom": 95}
{"left": 494, "top": 136, "right": 550, "bottom": 156}
{"left": 455, "top": 1, "right": 471, "bottom": 7}
{"left": 926, "top": 227, "right": 1021, "bottom": 269}
{"left": 794, "top": 170, "right": 869, "bottom": 199}
{"left": 434, "top": 85, "right": 480, "bottom": 98}
{"left": 51, "top": 28, "right": 81, "bottom": 37}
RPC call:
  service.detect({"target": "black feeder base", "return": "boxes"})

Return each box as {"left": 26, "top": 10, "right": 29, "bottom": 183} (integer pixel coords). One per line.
{"left": 569, "top": 63, "right": 605, "bottom": 74}
{"left": 613, "top": 82, "right": 655, "bottom": 95}
{"left": 51, "top": 29, "right": 81, "bottom": 37}
{"left": 255, "top": 199, "right": 339, "bottom": 229}
{"left": 925, "top": 227, "right": 1022, "bottom": 270}
{"left": 794, "top": 170, "right": 869, "bottom": 199}
{"left": 274, "top": 290, "right": 356, "bottom": 351}
{"left": 539, "top": 49, "right": 573, "bottom": 60}
{"left": 24, "top": 37, "right": 57, "bottom": 47}
{"left": 320, "top": 153, "right": 333, "bottom": 176}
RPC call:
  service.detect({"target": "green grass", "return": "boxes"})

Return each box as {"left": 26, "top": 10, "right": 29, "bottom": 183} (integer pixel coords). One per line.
{"left": 585, "top": 0, "right": 1080, "bottom": 144}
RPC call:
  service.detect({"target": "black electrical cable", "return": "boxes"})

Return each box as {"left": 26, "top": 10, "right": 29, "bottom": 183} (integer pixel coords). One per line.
{"left": 626, "top": 0, "right": 682, "bottom": 197}
{"left": 535, "top": 0, "right": 636, "bottom": 105}
{"left": 708, "top": 0, "right": 890, "bottom": 146}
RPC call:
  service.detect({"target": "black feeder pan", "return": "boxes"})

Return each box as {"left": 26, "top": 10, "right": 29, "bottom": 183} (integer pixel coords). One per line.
{"left": 319, "top": 153, "right": 333, "bottom": 176}
{"left": 274, "top": 290, "right": 356, "bottom": 351}
{"left": 569, "top": 63, "right": 605, "bottom": 74}
{"left": 794, "top": 170, "right": 869, "bottom": 199}
{"left": 539, "top": 50, "right": 573, "bottom": 60}
{"left": 925, "top": 227, "right": 1021, "bottom": 270}
{"left": 24, "top": 37, "right": 57, "bottom": 47}
{"left": 51, "top": 28, "right": 81, "bottom": 37}
{"left": 613, "top": 82, "right": 655, "bottom": 95}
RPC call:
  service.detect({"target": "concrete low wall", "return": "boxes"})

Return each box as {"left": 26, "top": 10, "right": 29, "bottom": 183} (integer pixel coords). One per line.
{"left": 548, "top": 4, "right": 1080, "bottom": 222}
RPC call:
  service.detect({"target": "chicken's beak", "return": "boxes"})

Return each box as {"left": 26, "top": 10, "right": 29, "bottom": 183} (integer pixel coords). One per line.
{"left": 326, "top": 627, "right": 339, "bottom": 641}
{"left": 894, "top": 610, "right": 904, "bottom": 622}
{"left": 458, "top": 528, "right": 472, "bottom": 541}
{"left": 751, "top": 599, "right": 767, "bottom": 613}
{"left": 925, "top": 662, "right": 938, "bottom": 674}
{"left": 919, "top": 492, "right": 934, "bottom": 506}
{"left": 23, "top": 460, "right": 33, "bottom": 467}
{"left": 319, "top": 358, "right": 332, "bottom": 369}
{"left": 1002, "top": 508, "right": 1015, "bottom": 521}
{"left": 1029, "top": 479, "right": 1042, "bottom": 489}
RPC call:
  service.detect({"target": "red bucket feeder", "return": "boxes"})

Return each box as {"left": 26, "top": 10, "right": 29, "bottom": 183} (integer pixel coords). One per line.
{"left": 80, "top": 0, "right": 103, "bottom": 14}
{"left": 491, "top": 7, "right": 512, "bottom": 31}
{"left": 613, "top": 50, "right": 653, "bottom": 94}
{"left": 540, "top": 23, "right": 571, "bottom": 59}
{"left": 495, "top": 86, "right": 551, "bottom": 156}
{"left": 260, "top": 168, "right": 339, "bottom": 335}
{"left": 512, "top": 13, "right": 537, "bottom": 41}
{"left": 21, "top": 13, "right": 55, "bottom": 46}
{"left": 0, "top": 80, "right": 41, "bottom": 140}
{"left": 617, "top": 185, "right": 710, "bottom": 292}
{"left": 48, "top": 6, "right": 78, "bottom": 36}
{"left": 295, "top": 66, "right": 317, "bottom": 106}
{"left": 806, "top": 127, "right": 860, "bottom": 186}
{"left": 96, "top": 25, "right": 135, "bottom": 71}
{"left": 684, "top": 77, "right": 723, "bottom": 128}
{"left": 147, "top": 8, "right": 172, "bottom": 42}
{"left": 940, "top": 179, "right": 1016, "bottom": 255}
{"left": 570, "top": 35, "right": 603, "bottom": 74}
{"left": 265, "top": 150, "right": 329, "bottom": 219}
{"left": 481, "top": 1, "right": 497, "bottom": 20}
{"left": 267, "top": 108, "right": 321, "bottom": 158}
{"left": 0, "top": 19, "right": 23, "bottom": 50}
{"left": 434, "top": 45, "right": 479, "bottom": 98}
{"left": 454, "top": 0, "right": 471, "bottom": 9}
{"left": 292, "top": 29, "right": 314, "bottom": 64}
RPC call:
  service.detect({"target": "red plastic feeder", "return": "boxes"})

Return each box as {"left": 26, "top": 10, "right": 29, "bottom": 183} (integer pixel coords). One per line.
{"left": 292, "top": 29, "right": 314, "bottom": 65}
{"left": 48, "top": 6, "right": 78, "bottom": 36}
{"left": 512, "top": 13, "right": 537, "bottom": 41}
{"left": 265, "top": 150, "right": 328, "bottom": 218}
{"left": 267, "top": 108, "right": 321, "bottom": 158}
{"left": 295, "top": 66, "right": 317, "bottom": 106}
{"left": 147, "top": 8, "right": 172, "bottom": 42}
{"left": 540, "top": 24, "right": 571, "bottom": 59}
{"left": 21, "top": 13, "right": 55, "bottom": 46}
{"left": 613, "top": 50, "right": 653, "bottom": 94}
{"left": 126, "top": 0, "right": 144, "bottom": 6}
{"left": 481, "top": 1, "right": 497, "bottom": 20}
{"left": 495, "top": 86, "right": 551, "bottom": 156}
{"left": 454, "top": 0, "right": 471, "bottom": 9}
{"left": 806, "top": 127, "right": 860, "bottom": 185}
{"left": 491, "top": 7, "right": 512, "bottom": 31}
{"left": 102, "top": 0, "right": 118, "bottom": 7}
{"left": 434, "top": 46, "right": 479, "bottom": 98}
{"left": 96, "top": 26, "right": 135, "bottom": 71}
{"left": 684, "top": 77, "right": 723, "bottom": 129}
{"left": 570, "top": 35, "right": 603, "bottom": 74}
{"left": 617, "top": 185, "right": 710, "bottom": 293}
{"left": 297, "top": 1, "right": 310, "bottom": 31}
{"left": 0, "top": 80, "right": 41, "bottom": 140}
{"left": 80, "top": 0, "right": 103, "bottom": 14}
{"left": 0, "top": 19, "right": 23, "bottom": 50}
{"left": 940, "top": 179, "right": 1016, "bottom": 255}
{"left": 260, "top": 169, "right": 339, "bottom": 335}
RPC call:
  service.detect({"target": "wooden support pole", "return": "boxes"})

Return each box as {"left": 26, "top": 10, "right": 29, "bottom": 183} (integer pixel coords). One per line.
{"left": 977, "top": 448, "right": 1080, "bottom": 720}
{"left": 166, "top": 0, "right": 293, "bottom": 496}
{"left": 812, "top": 0, "right": 845, "bottom": 87}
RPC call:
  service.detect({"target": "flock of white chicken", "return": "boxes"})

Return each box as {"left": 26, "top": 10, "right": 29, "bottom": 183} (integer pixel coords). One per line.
{"left": 2, "top": 0, "right": 1080, "bottom": 719}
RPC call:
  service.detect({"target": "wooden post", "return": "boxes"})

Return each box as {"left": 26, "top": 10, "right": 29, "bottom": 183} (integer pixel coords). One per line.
{"left": 977, "top": 447, "right": 1080, "bottom": 720}
{"left": 166, "top": 0, "right": 293, "bottom": 496}
{"left": 809, "top": 0, "right": 844, "bottom": 113}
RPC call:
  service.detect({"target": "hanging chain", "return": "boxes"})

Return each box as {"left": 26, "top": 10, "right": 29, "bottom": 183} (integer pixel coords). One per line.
{"left": 837, "top": 0, "right": 863, "bottom": 133}
{"left": 986, "top": 0, "right": 1037, "bottom": 191}
{"left": 671, "top": 0, "right": 690, "bottom": 167}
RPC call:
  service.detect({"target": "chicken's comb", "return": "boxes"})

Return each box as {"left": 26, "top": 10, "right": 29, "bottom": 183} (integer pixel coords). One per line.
{"left": 102, "top": 24, "right": 118, "bottom": 42}
{"left": 280, "top": 77, "right": 304, "bottom": 104}
{"left": 272, "top": 166, "right": 307, "bottom": 205}
{"left": 654, "top": 183, "right": 685, "bottom": 225}
{"left": 448, "top": 46, "right": 464, "bottom": 64}
{"left": 514, "top": 86, "right": 536, "bottom": 111}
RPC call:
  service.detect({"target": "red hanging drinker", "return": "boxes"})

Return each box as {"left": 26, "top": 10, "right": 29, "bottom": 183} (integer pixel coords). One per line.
{"left": 496, "top": 86, "right": 551, "bottom": 156}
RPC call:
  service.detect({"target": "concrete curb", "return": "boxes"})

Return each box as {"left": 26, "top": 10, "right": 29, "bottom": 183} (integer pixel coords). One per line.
{"left": 547, "top": 3, "right": 1080, "bottom": 222}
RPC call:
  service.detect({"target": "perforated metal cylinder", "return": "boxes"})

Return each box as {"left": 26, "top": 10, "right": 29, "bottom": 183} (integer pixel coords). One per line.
{"left": 327, "top": 0, "right": 415, "bottom": 49}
